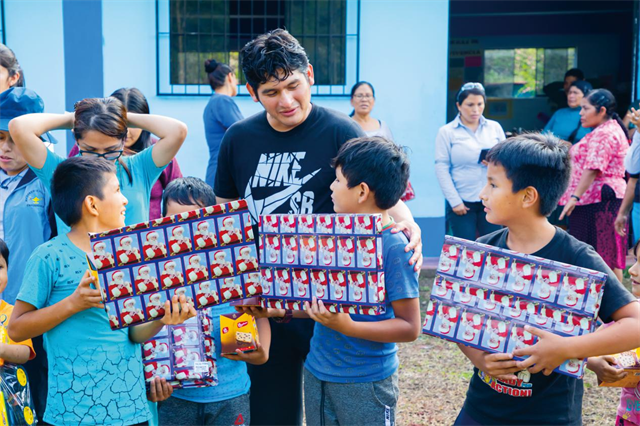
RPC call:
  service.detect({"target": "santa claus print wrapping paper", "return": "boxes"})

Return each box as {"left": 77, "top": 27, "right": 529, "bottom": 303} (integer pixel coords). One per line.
{"left": 142, "top": 311, "right": 218, "bottom": 389}
{"left": 259, "top": 213, "right": 386, "bottom": 315}
{"left": 423, "top": 236, "right": 607, "bottom": 379}
{"left": 89, "top": 200, "right": 260, "bottom": 330}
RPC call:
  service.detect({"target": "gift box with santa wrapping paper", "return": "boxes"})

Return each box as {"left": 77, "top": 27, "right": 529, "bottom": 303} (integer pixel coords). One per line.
{"left": 88, "top": 200, "right": 261, "bottom": 330}
{"left": 142, "top": 311, "right": 218, "bottom": 389}
{"left": 423, "top": 236, "right": 607, "bottom": 379}
{"left": 258, "top": 213, "right": 386, "bottom": 315}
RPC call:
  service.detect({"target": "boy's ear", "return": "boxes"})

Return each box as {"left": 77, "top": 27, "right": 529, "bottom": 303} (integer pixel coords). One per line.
{"left": 357, "top": 182, "right": 371, "bottom": 205}
{"left": 521, "top": 186, "right": 540, "bottom": 211}
{"left": 83, "top": 195, "right": 100, "bottom": 218}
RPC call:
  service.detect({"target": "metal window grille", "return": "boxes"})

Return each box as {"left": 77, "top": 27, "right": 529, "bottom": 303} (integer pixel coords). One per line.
{"left": 156, "top": 0, "right": 360, "bottom": 97}
{"left": 0, "top": 0, "right": 5, "bottom": 45}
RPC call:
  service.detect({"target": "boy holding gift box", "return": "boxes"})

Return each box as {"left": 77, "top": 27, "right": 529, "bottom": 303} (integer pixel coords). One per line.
{"left": 454, "top": 133, "right": 640, "bottom": 426}
{"left": 241, "top": 137, "right": 420, "bottom": 425}
{"left": 158, "top": 177, "right": 271, "bottom": 426}
{"left": 8, "top": 157, "right": 195, "bottom": 425}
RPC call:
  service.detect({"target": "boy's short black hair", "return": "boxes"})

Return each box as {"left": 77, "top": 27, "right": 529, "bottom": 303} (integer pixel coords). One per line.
{"left": 51, "top": 157, "right": 116, "bottom": 226}
{"left": 0, "top": 239, "right": 9, "bottom": 268}
{"left": 240, "top": 29, "right": 309, "bottom": 92}
{"left": 162, "top": 177, "right": 216, "bottom": 216}
{"left": 332, "top": 137, "right": 409, "bottom": 210}
{"left": 486, "top": 133, "right": 571, "bottom": 217}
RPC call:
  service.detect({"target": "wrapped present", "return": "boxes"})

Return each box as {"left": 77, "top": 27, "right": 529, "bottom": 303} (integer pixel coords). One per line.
{"left": 142, "top": 310, "right": 218, "bottom": 389}
{"left": 423, "top": 236, "right": 607, "bottom": 379}
{"left": 258, "top": 214, "right": 386, "bottom": 315}
{"left": 89, "top": 200, "right": 261, "bottom": 330}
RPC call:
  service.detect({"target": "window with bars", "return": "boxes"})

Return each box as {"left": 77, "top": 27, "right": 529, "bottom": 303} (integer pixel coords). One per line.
{"left": 156, "top": 0, "right": 360, "bottom": 96}
{"left": 484, "top": 47, "right": 577, "bottom": 98}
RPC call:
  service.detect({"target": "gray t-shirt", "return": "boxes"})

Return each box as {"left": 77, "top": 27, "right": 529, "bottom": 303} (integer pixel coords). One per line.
{"left": 364, "top": 120, "right": 394, "bottom": 141}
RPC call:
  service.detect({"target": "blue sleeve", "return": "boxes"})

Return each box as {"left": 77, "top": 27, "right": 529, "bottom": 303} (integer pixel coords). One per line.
{"left": 434, "top": 126, "right": 462, "bottom": 207}
{"left": 544, "top": 112, "right": 556, "bottom": 132}
{"left": 127, "top": 146, "right": 168, "bottom": 195}
{"left": 384, "top": 242, "right": 419, "bottom": 302}
{"left": 29, "top": 149, "right": 65, "bottom": 195}
{"left": 218, "top": 97, "right": 244, "bottom": 130}
{"left": 16, "top": 250, "right": 54, "bottom": 309}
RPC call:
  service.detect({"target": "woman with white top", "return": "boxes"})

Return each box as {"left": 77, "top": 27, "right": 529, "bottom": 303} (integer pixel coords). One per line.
{"left": 435, "top": 82, "right": 506, "bottom": 240}
{"left": 349, "top": 81, "right": 394, "bottom": 140}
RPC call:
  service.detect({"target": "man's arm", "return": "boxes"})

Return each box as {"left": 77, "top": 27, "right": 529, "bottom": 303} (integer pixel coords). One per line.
{"left": 388, "top": 200, "right": 423, "bottom": 271}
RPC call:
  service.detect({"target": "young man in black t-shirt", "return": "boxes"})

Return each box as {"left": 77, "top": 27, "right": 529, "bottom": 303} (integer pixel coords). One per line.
{"left": 453, "top": 133, "right": 640, "bottom": 426}
{"left": 215, "top": 29, "right": 422, "bottom": 426}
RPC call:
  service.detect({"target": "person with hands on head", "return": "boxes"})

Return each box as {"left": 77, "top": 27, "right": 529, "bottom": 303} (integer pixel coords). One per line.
{"left": 435, "top": 82, "right": 505, "bottom": 241}
{"left": 243, "top": 137, "right": 421, "bottom": 426}
{"left": 454, "top": 133, "right": 640, "bottom": 426}
{"left": 0, "top": 43, "right": 24, "bottom": 93}
{"left": 587, "top": 239, "right": 640, "bottom": 426}
{"left": 558, "top": 89, "right": 629, "bottom": 282}
{"left": 156, "top": 176, "right": 270, "bottom": 426}
{"left": 8, "top": 96, "right": 187, "bottom": 235}
{"left": 8, "top": 157, "right": 193, "bottom": 426}
{"left": 215, "top": 29, "right": 421, "bottom": 426}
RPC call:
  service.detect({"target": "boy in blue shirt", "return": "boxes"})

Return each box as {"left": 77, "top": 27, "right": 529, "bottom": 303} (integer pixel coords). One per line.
{"left": 454, "top": 133, "right": 640, "bottom": 426}
{"left": 301, "top": 137, "right": 421, "bottom": 425}
{"left": 158, "top": 177, "right": 271, "bottom": 426}
{"left": 8, "top": 157, "right": 195, "bottom": 425}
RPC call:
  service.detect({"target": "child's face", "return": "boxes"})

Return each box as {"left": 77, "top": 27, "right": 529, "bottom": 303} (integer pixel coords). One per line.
{"left": 0, "top": 131, "right": 28, "bottom": 176}
{"left": 628, "top": 246, "right": 640, "bottom": 298}
{"left": 95, "top": 174, "right": 128, "bottom": 230}
{"left": 0, "top": 255, "right": 7, "bottom": 294}
{"left": 165, "top": 201, "right": 204, "bottom": 217}
{"left": 479, "top": 162, "right": 523, "bottom": 226}
{"left": 330, "top": 166, "right": 361, "bottom": 214}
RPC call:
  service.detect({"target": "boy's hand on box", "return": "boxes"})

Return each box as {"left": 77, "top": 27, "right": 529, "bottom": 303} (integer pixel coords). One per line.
{"left": 587, "top": 356, "right": 627, "bottom": 383}
{"left": 478, "top": 352, "right": 522, "bottom": 381}
{"left": 304, "top": 297, "right": 352, "bottom": 333}
{"left": 391, "top": 220, "right": 423, "bottom": 271}
{"left": 160, "top": 295, "right": 196, "bottom": 325}
{"left": 222, "top": 341, "right": 268, "bottom": 365}
{"left": 513, "top": 326, "right": 568, "bottom": 375}
{"left": 69, "top": 270, "right": 104, "bottom": 313}
{"left": 147, "top": 376, "right": 173, "bottom": 402}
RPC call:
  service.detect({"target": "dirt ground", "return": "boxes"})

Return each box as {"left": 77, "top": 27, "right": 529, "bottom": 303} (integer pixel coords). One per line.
{"left": 395, "top": 272, "right": 624, "bottom": 426}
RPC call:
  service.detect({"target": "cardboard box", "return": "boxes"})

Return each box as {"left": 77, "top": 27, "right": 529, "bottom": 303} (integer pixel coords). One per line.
{"left": 598, "top": 349, "right": 640, "bottom": 388}
{"left": 423, "top": 236, "right": 607, "bottom": 379}
{"left": 89, "top": 200, "right": 261, "bottom": 330}
{"left": 142, "top": 311, "right": 217, "bottom": 389}
{"left": 258, "top": 213, "right": 386, "bottom": 315}
{"left": 220, "top": 312, "right": 259, "bottom": 355}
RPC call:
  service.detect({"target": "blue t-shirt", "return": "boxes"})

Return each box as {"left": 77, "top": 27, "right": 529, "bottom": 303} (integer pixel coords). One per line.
{"left": 305, "top": 230, "right": 420, "bottom": 383}
{"left": 16, "top": 234, "right": 150, "bottom": 425}
{"left": 203, "top": 93, "right": 243, "bottom": 188}
{"left": 544, "top": 107, "right": 591, "bottom": 143}
{"left": 172, "top": 304, "right": 251, "bottom": 403}
{"left": 31, "top": 146, "right": 167, "bottom": 235}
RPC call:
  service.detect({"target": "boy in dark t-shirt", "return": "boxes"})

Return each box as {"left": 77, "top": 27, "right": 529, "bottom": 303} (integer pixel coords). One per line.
{"left": 454, "top": 133, "right": 640, "bottom": 426}
{"left": 215, "top": 29, "right": 422, "bottom": 426}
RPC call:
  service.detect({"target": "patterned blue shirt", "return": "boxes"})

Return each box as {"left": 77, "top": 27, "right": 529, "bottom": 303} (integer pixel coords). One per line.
{"left": 304, "top": 229, "right": 420, "bottom": 383}
{"left": 17, "top": 234, "right": 150, "bottom": 425}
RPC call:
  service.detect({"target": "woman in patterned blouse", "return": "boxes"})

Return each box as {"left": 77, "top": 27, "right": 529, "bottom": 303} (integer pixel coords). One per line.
{"left": 559, "top": 89, "right": 629, "bottom": 281}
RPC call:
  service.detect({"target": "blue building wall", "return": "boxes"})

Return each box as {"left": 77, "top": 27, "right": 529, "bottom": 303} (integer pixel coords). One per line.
{"left": 4, "top": 0, "right": 449, "bottom": 257}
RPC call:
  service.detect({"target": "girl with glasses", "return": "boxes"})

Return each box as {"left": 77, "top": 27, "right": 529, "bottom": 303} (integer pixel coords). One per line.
{"left": 8, "top": 96, "right": 187, "bottom": 235}
{"left": 67, "top": 88, "right": 183, "bottom": 220}
{"left": 435, "top": 82, "right": 506, "bottom": 240}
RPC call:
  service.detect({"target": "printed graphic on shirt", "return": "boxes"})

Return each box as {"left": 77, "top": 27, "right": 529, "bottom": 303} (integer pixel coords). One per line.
{"left": 243, "top": 152, "right": 320, "bottom": 222}
{"left": 478, "top": 369, "right": 533, "bottom": 398}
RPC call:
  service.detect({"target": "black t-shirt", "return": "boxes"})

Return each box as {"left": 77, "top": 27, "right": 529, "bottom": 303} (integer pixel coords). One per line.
{"left": 214, "top": 104, "right": 364, "bottom": 224}
{"left": 463, "top": 227, "right": 636, "bottom": 426}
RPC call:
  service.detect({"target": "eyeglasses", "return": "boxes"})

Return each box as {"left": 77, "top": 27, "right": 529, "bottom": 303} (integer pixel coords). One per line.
{"left": 353, "top": 94, "right": 373, "bottom": 100}
{"left": 77, "top": 141, "right": 125, "bottom": 161}
{"left": 460, "top": 82, "right": 485, "bottom": 92}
